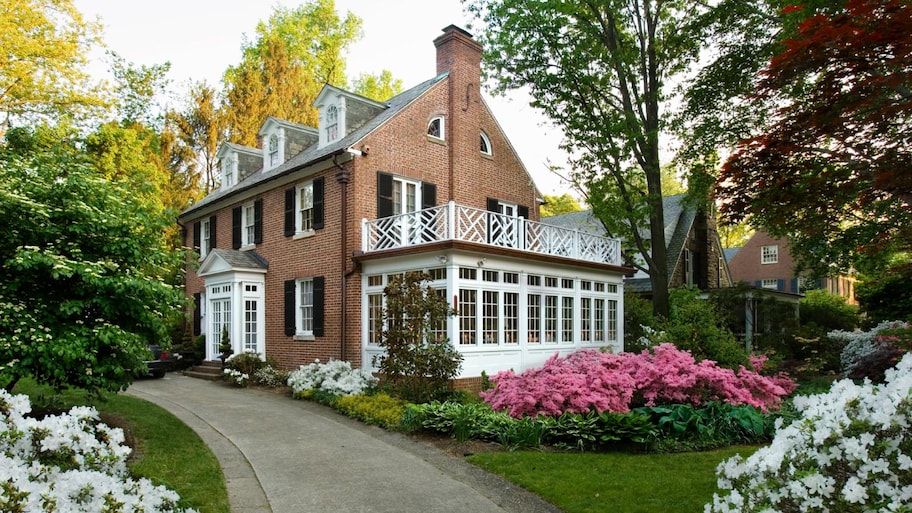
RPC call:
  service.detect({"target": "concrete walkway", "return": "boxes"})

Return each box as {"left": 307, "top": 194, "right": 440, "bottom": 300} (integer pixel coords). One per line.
{"left": 127, "top": 375, "right": 561, "bottom": 513}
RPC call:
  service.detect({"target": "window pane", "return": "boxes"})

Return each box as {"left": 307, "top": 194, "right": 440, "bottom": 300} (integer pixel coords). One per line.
{"left": 482, "top": 290, "right": 498, "bottom": 344}
{"left": 544, "top": 295, "right": 557, "bottom": 342}
{"left": 459, "top": 289, "right": 476, "bottom": 345}
{"left": 562, "top": 297, "right": 573, "bottom": 343}
{"left": 527, "top": 294, "right": 541, "bottom": 343}
{"left": 504, "top": 292, "right": 518, "bottom": 344}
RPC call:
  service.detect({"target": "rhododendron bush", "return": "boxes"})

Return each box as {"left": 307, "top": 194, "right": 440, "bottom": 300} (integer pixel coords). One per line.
{"left": 481, "top": 344, "right": 796, "bottom": 418}
{"left": 707, "top": 352, "right": 912, "bottom": 513}
{"left": 0, "top": 390, "right": 196, "bottom": 512}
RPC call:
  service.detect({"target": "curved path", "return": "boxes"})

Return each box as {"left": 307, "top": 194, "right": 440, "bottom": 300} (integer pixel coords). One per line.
{"left": 127, "top": 375, "right": 561, "bottom": 513}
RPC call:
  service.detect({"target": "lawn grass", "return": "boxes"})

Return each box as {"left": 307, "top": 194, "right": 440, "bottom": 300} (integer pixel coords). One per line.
{"left": 12, "top": 378, "right": 230, "bottom": 513}
{"left": 467, "top": 445, "right": 761, "bottom": 513}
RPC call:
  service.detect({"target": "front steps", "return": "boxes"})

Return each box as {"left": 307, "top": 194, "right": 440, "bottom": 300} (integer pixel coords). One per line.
{"left": 183, "top": 361, "right": 223, "bottom": 381}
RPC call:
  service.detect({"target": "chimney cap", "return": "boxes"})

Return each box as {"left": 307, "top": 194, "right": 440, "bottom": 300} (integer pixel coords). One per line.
{"left": 440, "top": 24, "right": 474, "bottom": 39}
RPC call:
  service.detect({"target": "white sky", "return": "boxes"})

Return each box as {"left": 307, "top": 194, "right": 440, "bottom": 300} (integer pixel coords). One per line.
{"left": 73, "top": 0, "right": 575, "bottom": 196}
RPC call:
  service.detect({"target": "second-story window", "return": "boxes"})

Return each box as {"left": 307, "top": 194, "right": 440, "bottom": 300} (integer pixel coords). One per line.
{"left": 243, "top": 203, "right": 256, "bottom": 246}
{"left": 427, "top": 116, "right": 444, "bottom": 140}
{"left": 298, "top": 182, "right": 314, "bottom": 232}
{"left": 326, "top": 105, "right": 339, "bottom": 143}
{"left": 200, "top": 218, "right": 211, "bottom": 258}
{"left": 268, "top": 134, "right": 279, "bottom": 167}
{"left": 393, "top": 176, "right": 418, "bottom": 215}
{"left": 761, "top": 245, "right": 779, "bottom": 264}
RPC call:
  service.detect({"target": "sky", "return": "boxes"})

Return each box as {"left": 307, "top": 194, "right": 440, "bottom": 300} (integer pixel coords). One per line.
{"left": 73, "top": 0, "right": 575, "bottom": 197}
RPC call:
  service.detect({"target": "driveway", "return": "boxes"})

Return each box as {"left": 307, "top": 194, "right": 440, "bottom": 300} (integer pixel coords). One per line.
{"left": 127, "top": 375, "right": 561, "bottom": 513}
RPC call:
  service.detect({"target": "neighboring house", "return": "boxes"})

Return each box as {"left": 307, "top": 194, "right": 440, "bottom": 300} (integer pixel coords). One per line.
{"left": 541, "top": 194, "right": 734, "bottom": 296}
{"left": 726, "top": 230, "right": 857, "bottom": 304}
{"left": 179, "top": 26, "right": 632, "bottom": 386}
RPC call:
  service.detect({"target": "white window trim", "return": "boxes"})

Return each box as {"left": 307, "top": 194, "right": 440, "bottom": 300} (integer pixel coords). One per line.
{"left": 294, "top": 278, "right": 315, "bottom": 340}
{"left": 761, "top": 278, "right": 779, "bottom": 290}
{"left": 427, "top": 116, "right": 445, "bottom": 141}
{"left": 480, "top": 131, "right": 492, "bottom": 156}
{"left": 294, "top": 181, "right": 315, "bottom": 237}
{"left": 221, "top": 158, "right": 235, "bottom": 189}
{"left": 761, "top": 245, "right": 779, "bottom": 264}
{"left": 199, "top": 218, "right": 211, "bottom": 259}
{"left": 241, "top": 202, "right": 256, "bottom": 249}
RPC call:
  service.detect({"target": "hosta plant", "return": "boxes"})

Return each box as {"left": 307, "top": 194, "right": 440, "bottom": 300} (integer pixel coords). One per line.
{"left": 706, "top": 352, "right": 912, "bottom": 513}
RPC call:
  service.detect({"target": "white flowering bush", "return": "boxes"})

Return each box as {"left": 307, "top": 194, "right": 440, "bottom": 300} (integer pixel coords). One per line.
{"left": 287, "top": 359, "right": 378, "bottom": 396}
{"left": 834, "top": 320, "right": 910, "bottom": 376}
{"left": 254, "top": 365, "right": 290, "bottom": 388}
{"left": 0, "top": 389, "right": 196, "bottom": 512}
{"left": 706, "top": 353, "right": 912, "bottom": 513}
{"left": 223, "top": 368, "right": 249, "bottom": 387}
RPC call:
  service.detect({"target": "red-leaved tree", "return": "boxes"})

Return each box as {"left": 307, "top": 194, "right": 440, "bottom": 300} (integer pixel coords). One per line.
{"left": 716, "top": 0, "right": 912, "bottom": 274}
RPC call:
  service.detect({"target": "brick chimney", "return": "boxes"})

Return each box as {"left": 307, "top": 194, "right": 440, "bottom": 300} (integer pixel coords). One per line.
{"left": 434, "top": 25, "right": 483, "bottom": 204}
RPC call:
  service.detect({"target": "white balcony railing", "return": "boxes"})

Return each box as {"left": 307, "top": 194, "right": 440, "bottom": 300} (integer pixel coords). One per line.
{"left": 361, "top": 201, "right": 621, "bottom": 266}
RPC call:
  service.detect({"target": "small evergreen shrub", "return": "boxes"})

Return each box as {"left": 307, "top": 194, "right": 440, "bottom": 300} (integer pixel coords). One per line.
{"left": 224, "top": 351, "right": 266, "bottom": 377}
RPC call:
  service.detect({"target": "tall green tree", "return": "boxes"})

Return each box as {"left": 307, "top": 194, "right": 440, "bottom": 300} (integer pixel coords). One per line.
{"left": 539, "top": 193, "right": 583, "bottom": 217}
{"left": 0, "top": 0, "right": 107, "bottom": 140}
{"left": 716, "top": 0, "right": 912, "bottom": 276}
{"left": 167, "top": 81, "right": 226, "bottom": 194}
{"left": 466, "top": 0, "right": 711, "bottom": 317}
{"left": 222, "top": 0, "right": 362, "bottom": 146}
{"left": 0, "top": 127, "right": 186, "bottom": 394}
{"left": 351, "top": 69, "right": 403, "bottom": 102}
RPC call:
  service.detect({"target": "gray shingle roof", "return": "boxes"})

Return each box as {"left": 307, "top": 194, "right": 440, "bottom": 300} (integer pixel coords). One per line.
{"left": 181, "top": 73, "right": 449, "bottom": 218}
{"left": 209, "top": 248, "right": 269, "bottom": 270}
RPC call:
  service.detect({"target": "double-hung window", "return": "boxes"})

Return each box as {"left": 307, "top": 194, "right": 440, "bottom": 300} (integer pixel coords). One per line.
{"left": 268, "top": 134, "right": 279, "bottom": 168}
{"left": 242, "top": 203, "right": 256, "bottom": 246}
{"left": 298, "top": 278, "right": 314, "bottom": 335}
{"left": 200, "top": 218, "right": 211, "bottom": 257}
{"left": 298, "top": 182, "right": 314, "bottom": 232}
{"left": 761, "top": 245, "right": 779, "bottom": 264}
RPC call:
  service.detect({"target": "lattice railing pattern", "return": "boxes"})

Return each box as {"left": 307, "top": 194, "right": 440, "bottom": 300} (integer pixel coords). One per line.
{"left": 362, "top": 202, "right": 620, "bottom": 265}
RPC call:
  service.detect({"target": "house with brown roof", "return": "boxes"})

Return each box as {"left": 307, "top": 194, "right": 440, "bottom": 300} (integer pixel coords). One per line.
{"left": 179, "top": 26, "right": 632, "bottom": 384}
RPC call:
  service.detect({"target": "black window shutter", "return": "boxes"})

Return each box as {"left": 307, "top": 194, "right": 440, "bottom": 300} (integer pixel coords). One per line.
{"left": 313, "top": 177, "right": 325, "bottom": 230}
{"left": 790, "top": 278, "right": 799, "bottom": 293}
{"left": 284, "top": 188, "right": 295, "bottom": 236}
{"left": 754, "top": 280, "right": 762, "bottom": 288}
{"left": 518, "top": 205, "right": 530, "bottom": 219}
{"left": 377, "top": 172, "right": 393, "bottom": 218}
{"left": 777, "top": 279, "right": 785, "bottom": 292}
{"left": 313, "top": 276, "right": 325, "bottom": 337}
{"left": 486, "top": 197, "right": 499, "bottom": 212}
{"left": 193, "top": 292, "right": 202, "bottom": 336}
{"left": 209, "top": 215, "right": 217, "bottom": 248}
{"left": 421, "top": 182, "right": 437, "bottom": 209}
{"left": 192, "top": 221, "right": 201, "bottom": 250}
{"left": 284, "top": 280, "right": 296, "bottom": 336}
{"left": 253, "top": 199, "right": 263, "bottom": 244}
{"left": 232, "top": 206, "right": 242, "bottom": 249}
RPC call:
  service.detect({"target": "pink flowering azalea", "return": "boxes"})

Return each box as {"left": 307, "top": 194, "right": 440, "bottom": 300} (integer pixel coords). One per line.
{"left": 481, "top": 344, "right": 797, "bottom": 418}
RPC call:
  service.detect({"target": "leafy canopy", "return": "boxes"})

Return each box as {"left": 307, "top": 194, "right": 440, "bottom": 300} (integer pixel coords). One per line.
{"left": 0, "top": 127, "right": 187, "bottom": 394}
{"left": 716, "top": 0, "right": 912, "bottom": 275}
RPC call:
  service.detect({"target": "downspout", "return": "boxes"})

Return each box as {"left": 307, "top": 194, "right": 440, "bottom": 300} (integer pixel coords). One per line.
{"left": 333, "top": 154, "right": 352, "bottom": 362}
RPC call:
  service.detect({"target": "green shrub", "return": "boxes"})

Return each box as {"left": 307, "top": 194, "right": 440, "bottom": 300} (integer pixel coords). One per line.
{"left": 636, "top": 402, "right": 772, "bottom": 452}
{"left": 800, "top": 289, "right": 858, "bottom": 332}
{"left": 624, "top": 291, "right": 659, "bottom": 353}
{"left": 224, "top": 351, "right": 266, "bottom": 377}
{"left": 375, "top": 272, "right": 462, "bottom": 403}
{"left": 334, "top": 393, "right": 407, "bottom": 430}
{"left": 856, "top": 261, "right": 912, "bottom": 324}
{"left": 660, "top": 287, "right": 747, "bottom": 368}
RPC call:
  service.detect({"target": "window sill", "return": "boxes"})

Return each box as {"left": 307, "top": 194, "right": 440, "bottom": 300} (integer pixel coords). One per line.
{"left": 240, "top": 244, "right": 256, "bottom": 251}
{"left": 293, "top": 333, "right": 315, "bottom": 341}
{"left": 293, "top": 230, "right": 315, "bottom": 241}
{"left": 481, "top": 152, "right": 493, "bottom": 160}
{"left": 427, "top": 135, "right": 445, "bottom": 145}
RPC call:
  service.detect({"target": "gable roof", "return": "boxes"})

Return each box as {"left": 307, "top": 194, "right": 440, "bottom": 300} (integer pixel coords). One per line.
{"left": 180, "top": 73, "right": 449, "bottom": 219}
{"left": 197, "top": 248, "right": 269, "bottom": 277}
{"left": 541, "top": 194, "right": 698, "bottom": 288}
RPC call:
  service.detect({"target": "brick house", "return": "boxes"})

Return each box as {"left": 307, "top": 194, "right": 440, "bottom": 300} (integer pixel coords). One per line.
{"left": 726, "top": 230, "right": 857, "bottom": 304}
{"left": 541, "top": 194, "right": 734, "bottom": 296}
{"left": 179, "top": 26, "right": 631, "bottom": 383}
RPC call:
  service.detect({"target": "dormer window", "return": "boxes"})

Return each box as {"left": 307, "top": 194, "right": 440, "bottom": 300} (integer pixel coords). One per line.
{"left": 222, "top": 158, "right": 235, "bottom": 188}
{"left": 268, "top": 134, "right": 279, "bottom": 167}
{"left": 480, "top": 131, "right": 492, "bottom": 155}
{"left": 427, "top": 116, "right": 444, "bottom": 140}
{"left": 326, "top": 105, "right": 339, "bottom": 143}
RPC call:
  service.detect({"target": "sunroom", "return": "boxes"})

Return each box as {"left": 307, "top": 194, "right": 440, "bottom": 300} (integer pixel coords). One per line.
{"left": 357, "top": 201, "right": 631, "bottom": 379}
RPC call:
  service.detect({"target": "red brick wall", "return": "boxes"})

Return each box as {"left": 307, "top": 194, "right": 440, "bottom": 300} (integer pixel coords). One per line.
{"left": 183, "top": 26, "right": 544, "bottom": 371}
{"left": 728, "top": 231, "right": 798, "bottom": 292}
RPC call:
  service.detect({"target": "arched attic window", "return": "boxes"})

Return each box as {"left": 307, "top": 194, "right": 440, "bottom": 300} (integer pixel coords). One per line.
{"left": 427, "top": 116, "right": 445, "bottom": 140}
{"left": 480, "top": 131, "right": 492, "bottom": 155}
